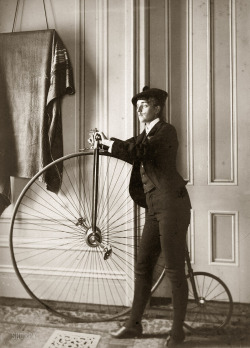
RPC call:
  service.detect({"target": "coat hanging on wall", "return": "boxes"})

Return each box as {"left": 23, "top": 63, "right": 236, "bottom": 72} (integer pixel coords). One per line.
{"left": 0, "top": 29, "right": 75, "bottom": 216}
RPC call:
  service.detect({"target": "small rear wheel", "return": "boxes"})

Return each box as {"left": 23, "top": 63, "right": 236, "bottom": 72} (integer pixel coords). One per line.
{"left": 184, "top": 272, "right": 233, "bottom": 333}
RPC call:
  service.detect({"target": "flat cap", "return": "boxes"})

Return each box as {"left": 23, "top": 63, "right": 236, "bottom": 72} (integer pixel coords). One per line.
{"left": 131, "top": 86, "right": 168, "bottom": 106}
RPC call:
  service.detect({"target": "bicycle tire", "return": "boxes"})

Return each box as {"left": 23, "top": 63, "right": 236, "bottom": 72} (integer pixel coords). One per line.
{"left": 184, "top": 271, "right": 233, "bottom": 333}
{"left": 9, "top": 150, "right": 165, "bottom": 322}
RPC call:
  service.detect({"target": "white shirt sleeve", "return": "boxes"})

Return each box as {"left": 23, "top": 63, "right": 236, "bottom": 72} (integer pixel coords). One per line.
{"left": 102, "top": 139, "right": 114, "bottom": 153}
{"left": 108, "top": 140, "right": 114, "bottom": 153}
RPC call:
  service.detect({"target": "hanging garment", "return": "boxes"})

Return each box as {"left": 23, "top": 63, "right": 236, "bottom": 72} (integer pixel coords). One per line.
{"left": 0, "top": 29, "right": 75, "bottom": 215}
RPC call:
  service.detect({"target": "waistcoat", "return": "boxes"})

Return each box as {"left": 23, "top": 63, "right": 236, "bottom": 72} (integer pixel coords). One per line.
{"left": 140, "top": 163, "right": 155, "bottom": 193}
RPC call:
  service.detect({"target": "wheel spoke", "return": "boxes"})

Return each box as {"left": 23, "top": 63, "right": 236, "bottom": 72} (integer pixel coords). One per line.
{"left": 184, "top": 272, "right": 233, "bottom": 333}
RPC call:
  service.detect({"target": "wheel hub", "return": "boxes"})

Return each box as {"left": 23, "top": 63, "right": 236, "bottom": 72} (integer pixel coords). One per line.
{"left": 85, "top": 227, "right": 102, "bottom": 247}
{"left": 198, "top": 297, "right": 206, "bottom": 306}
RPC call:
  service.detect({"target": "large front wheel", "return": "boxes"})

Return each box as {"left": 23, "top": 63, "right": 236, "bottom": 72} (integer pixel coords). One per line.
{"left": 9, "top": 151, "right": 165, "bottom": 322}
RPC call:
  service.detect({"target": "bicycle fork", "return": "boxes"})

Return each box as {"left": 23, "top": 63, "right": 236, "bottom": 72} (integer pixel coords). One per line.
{"left": 185, "top": 244, "right": 199, "bottom": 301}
{"left": 89, "top": 130, "right": 112, "bottom": 260}
{"left": 91, "top": 137, "right": 100, "bottom": 235}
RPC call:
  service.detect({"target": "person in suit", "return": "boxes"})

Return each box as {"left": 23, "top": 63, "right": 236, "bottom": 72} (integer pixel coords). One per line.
{"left": 98, "top": 86, "right": 191, "bottom": 347}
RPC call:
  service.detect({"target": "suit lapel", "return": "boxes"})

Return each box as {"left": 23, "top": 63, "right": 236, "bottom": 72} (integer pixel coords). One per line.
{"left": 147, "top": 120, "right": 164, "bottom": 138}
{"left": 136, "top": 120, "right": 164, "bottom": 144}
{"left": 136, "top": 129, "right": 147, "bottom": 144}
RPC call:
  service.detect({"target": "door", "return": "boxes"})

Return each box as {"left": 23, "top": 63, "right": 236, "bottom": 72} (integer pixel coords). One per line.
{"left": 149, "top": 0, "right": 250, "bottom": 303}
{"left": 189, "top": 0, "right": 250, "bottom": 304}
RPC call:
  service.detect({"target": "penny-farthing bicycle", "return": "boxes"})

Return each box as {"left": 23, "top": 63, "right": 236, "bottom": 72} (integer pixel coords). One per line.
{"left": 10, "top": 129, "right": 233, "bottom": 333}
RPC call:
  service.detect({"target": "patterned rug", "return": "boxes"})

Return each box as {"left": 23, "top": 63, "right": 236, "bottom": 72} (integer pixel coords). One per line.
{"left": 43, "top": 330, "right": 100, "bottom": 348}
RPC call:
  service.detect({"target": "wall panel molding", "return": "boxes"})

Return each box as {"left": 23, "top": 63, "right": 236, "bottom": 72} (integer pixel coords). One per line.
{"left": 168, "top": 0, "right": 193, "bottom": 184}
{"left": 75, "top": 0, "right": 83, "bottom": 151}
{"left": 125, "top": 0, "right": 136, "bottom": 136}
{"left": 164, "top": 0, "right": 170, "bottom": 122}
{"left": 187, "top": 0, "right": 194, "bottom": 185}
{"left": 187, "top": 209, "right": 195, "bottom": 263}
{"left": 96, "top": 0, "right": 108, "bottom": 133}
{"left": 0, "top": 264, "right": 125, "bottom": 280}
{"left": 134, "top": 0, "right": 150, "bottom": 135}
{"left": 208, "top": 210, "right": 239, "bottom": 265}
{"left": 166, "top": 0, "right": 171, "bottom": 124}
{"left": 208, "top": 0, "right": 237, "bottom": 185}
{"left": 0, "top": 265, "right": 15, "bottom": 274}
{"left": 0, "top": 236, "right": 9, "bottom": 248}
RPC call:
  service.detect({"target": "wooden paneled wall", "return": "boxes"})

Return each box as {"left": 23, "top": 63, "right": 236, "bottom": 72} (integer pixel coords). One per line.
{"left": 0, "top": 0, "right": 250, "bottom": 303}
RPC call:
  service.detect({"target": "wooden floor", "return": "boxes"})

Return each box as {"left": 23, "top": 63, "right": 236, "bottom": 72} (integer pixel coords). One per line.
{"left": 0, "top": 298, "right": 249, "bottom": 348}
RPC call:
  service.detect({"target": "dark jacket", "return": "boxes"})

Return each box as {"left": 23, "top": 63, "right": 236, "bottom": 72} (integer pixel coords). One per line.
{"left": 111, "top": 120, "right": 187, "bottom": 208}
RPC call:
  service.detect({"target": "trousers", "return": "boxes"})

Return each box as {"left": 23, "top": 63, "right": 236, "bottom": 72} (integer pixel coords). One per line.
{"left": 127, "top": 187, "right": 191, "bottom": 335}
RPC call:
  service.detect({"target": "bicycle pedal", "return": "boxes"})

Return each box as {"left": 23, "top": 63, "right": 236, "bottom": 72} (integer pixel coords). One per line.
{"left": 103, "top": 247, "right": 112, "bottom": 260}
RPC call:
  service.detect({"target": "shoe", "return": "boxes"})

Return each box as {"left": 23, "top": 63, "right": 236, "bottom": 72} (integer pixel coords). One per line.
{"left": 110, "top": 324, "right": 143, "bottom": 338}
{"left": 164, "top": 331, "right": 185, "bottom": 347}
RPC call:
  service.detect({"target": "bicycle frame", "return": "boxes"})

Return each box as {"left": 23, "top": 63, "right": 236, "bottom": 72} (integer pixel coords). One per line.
{"left": 9, "top": 128, "right": 233, "bottom": 326}
{"left": 92, "top": 139, "right": 100, "bottom": 234}
{"left": 88, "top": 130, "right": 113, "bottom": 259}
{"left": 185, "top": 243, "right": 199, "bottom": 301}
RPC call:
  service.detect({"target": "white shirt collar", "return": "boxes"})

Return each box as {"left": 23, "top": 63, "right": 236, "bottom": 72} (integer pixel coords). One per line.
{"left": 145, "top": 118, "right": 160, "bottom": 134}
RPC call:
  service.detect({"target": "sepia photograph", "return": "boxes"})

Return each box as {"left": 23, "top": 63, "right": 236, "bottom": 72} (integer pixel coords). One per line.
{"left": 0, "top": 0, "right": 249, "bottom": 347}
